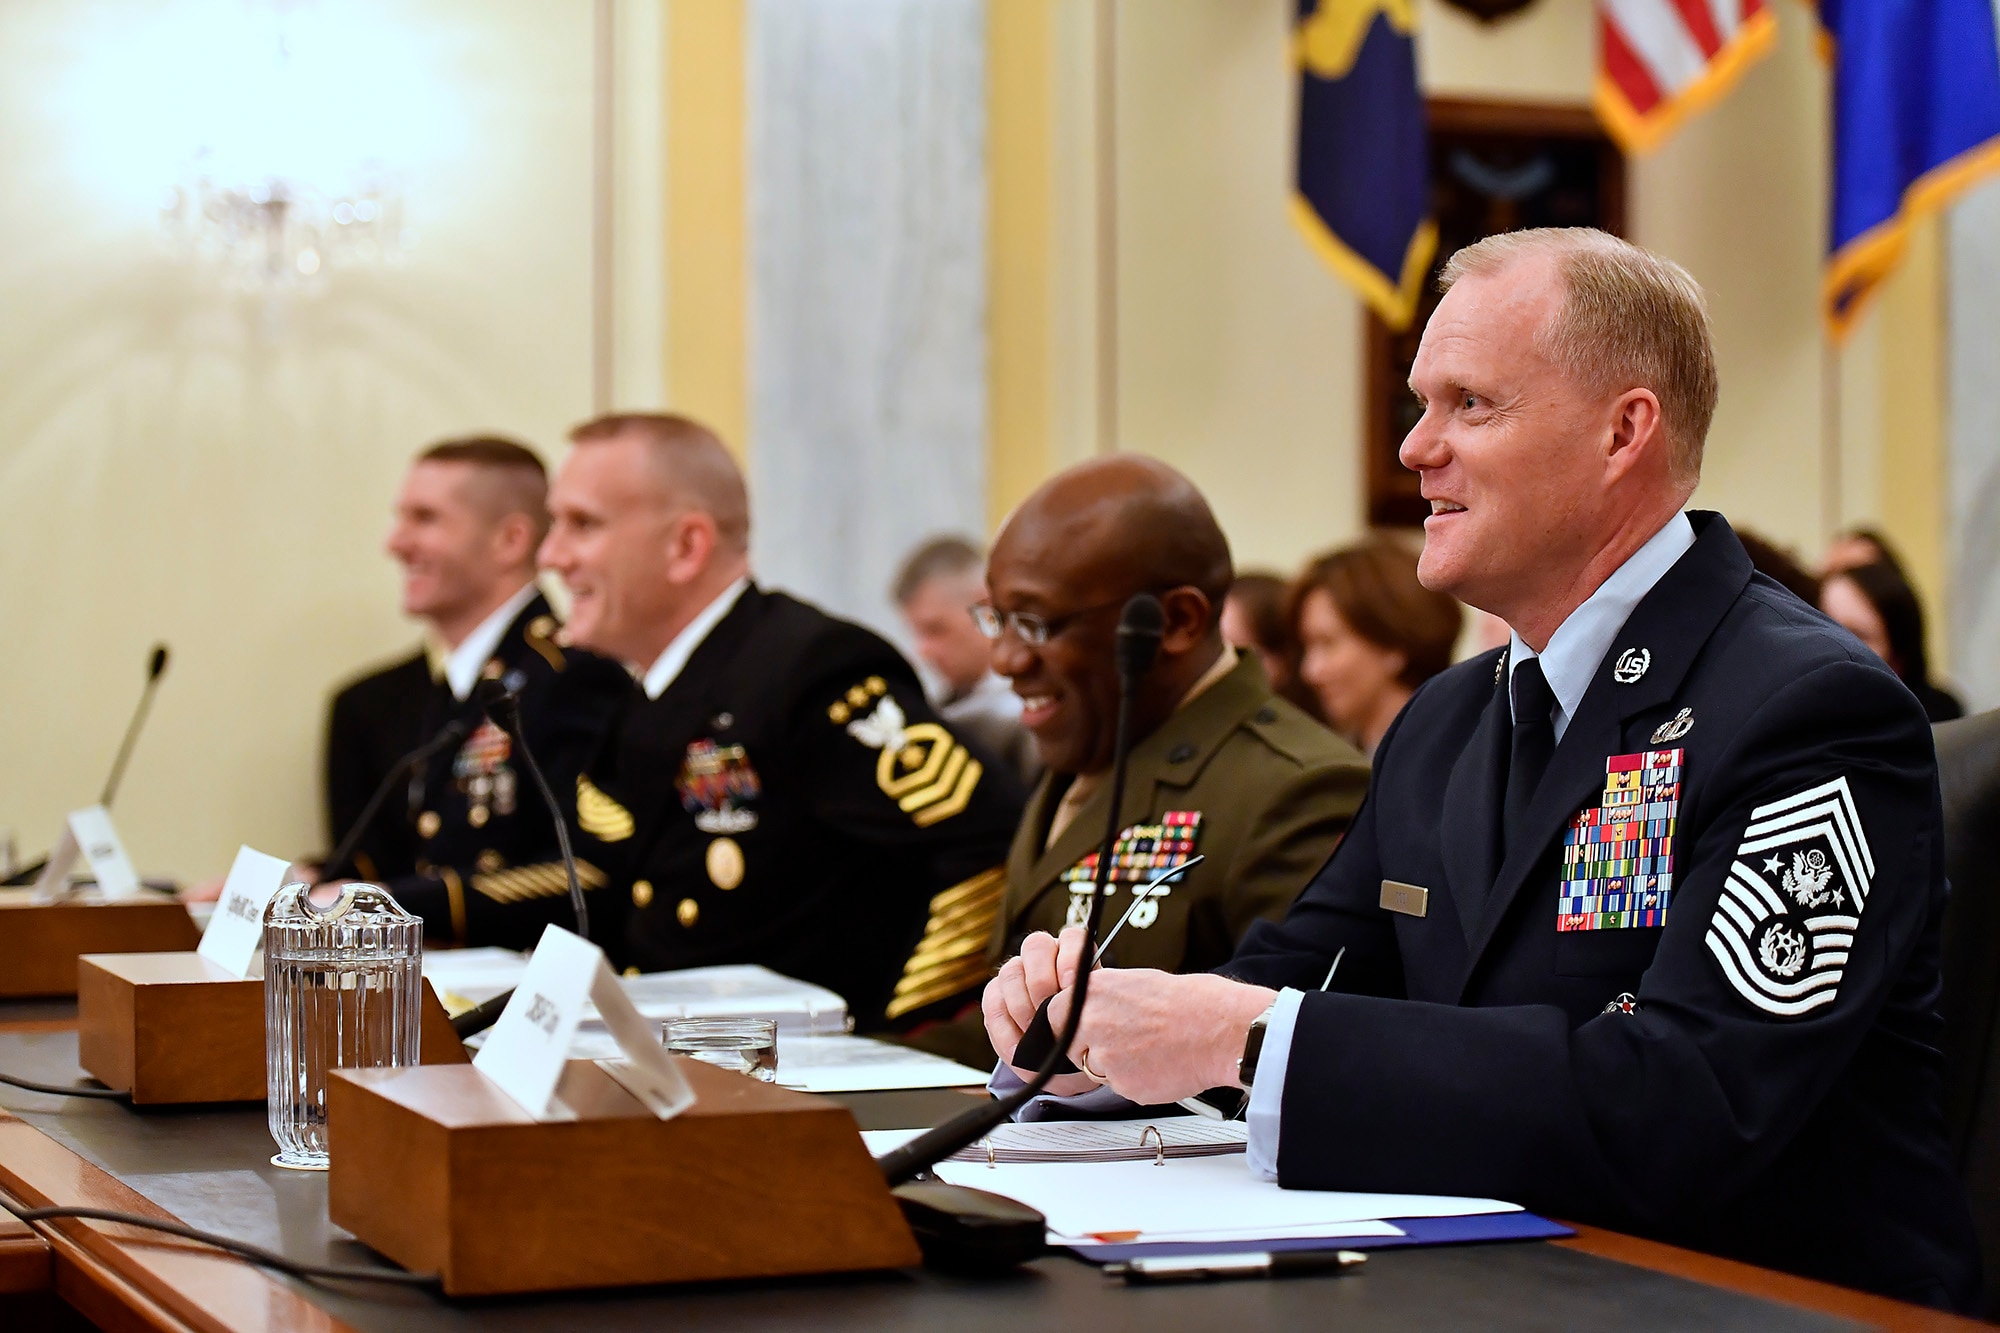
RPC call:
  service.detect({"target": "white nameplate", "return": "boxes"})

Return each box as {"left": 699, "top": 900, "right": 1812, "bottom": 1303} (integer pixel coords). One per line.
{"left": 473, "top": 925, "right": 696, "bottom": 1122}
{"left": 196, "top": 846, "right": 292, "bottom": 979}
{"left": 33, "top": 806, "right": 142, "bottom": 903}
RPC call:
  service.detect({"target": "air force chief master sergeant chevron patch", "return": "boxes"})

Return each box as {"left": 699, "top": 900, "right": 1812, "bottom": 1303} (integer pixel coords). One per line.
{"left": 1706, "top": 776, "right": 1875, "bottom": 1018}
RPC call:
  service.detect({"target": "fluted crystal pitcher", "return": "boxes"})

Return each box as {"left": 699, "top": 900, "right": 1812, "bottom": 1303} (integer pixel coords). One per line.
{"left": 263, "top": 882, "right": 422, "bottom": 1169}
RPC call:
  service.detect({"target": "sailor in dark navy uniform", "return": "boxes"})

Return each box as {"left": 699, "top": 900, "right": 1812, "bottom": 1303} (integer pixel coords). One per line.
{"left": 984, "top": 232, "right": 1979, "bottom": 1309}
{"left": 542, "top": 414, "right": 1023, "bottom": 1030}
{"left": 321, "top": 437, "right": 628, "bottom": 946}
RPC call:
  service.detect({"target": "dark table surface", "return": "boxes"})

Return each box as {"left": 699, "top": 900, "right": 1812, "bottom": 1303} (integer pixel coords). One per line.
{"left": 0, "top": 1026, "right": 1863, "bottom": 1332}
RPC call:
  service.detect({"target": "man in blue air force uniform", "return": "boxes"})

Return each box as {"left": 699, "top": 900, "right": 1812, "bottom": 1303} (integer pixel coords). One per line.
{"left": 984, "top": 229, "right": 1980, "bottom": 1309}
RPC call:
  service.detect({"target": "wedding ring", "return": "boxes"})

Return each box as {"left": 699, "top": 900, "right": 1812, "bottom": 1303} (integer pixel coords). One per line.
{"left": 1077, "top": 1050, "right": 1108, "bottom": 1082}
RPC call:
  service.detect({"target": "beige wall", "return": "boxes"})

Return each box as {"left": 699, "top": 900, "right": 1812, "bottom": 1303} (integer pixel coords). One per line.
{"left": 0, "top": 1, "right": 620, "bottom": 880}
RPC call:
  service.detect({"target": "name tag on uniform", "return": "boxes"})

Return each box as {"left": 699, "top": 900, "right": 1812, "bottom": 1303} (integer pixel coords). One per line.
{"left": 1380, "top": 880, "right": 1429, "bottom": 917}
{"left": 1559, "top": 748, "right": 1682, "bottom": 931}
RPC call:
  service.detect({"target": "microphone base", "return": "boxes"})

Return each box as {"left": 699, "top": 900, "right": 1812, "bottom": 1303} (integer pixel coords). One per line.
{"left": 0, "top": 899, "right": 198, "bottom": 997}
{"left": 77, "top": 954, "right": 468, "bottom": 1104}
{"left": 893, "top": 1181, "right": 1047, "bottom": 1274}
{"left": 327, "top": 1059, "right": 922, "bottom": 1295}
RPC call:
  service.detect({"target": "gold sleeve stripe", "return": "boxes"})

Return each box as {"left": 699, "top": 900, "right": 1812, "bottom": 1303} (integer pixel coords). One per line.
{"left": 577, "top": 774, "right": 635, "bottom": 842}
{"left": 470, "top": 858, "right": 606, "bottom": 904}
{"left": 885, "top": 867, "right": 1006, "bottom": 1020}
{"left": 438, "top": 866, "right": 468, "bottom": 946}
{"left": 911, "top": 757, "right": 983, "bottom": 828}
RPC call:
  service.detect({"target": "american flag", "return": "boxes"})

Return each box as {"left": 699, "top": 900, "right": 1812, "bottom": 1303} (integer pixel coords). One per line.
{"left": 1595, "top": 0, "right": 1779, "bottom": 153}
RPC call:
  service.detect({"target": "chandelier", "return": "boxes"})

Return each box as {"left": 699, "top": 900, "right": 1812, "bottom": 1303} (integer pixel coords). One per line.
{"left": 159, "top": 159, "right": 414, "bottom": 292}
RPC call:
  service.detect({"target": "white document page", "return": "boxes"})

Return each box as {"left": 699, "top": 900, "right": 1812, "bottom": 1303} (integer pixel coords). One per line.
{"left": 929, "top": 1152, "right": 1519, "bottom": 1241}
{"left": 773, "top": 1035, "right": 986, "bottom": 1093}
{"left": 197, "top": 846, "right": 291, "bottom": 978}
{"left": 597, "top": 964, "right": 849, "bottom": 1034}
{"left": 422, "top": 947, "right": 529, "bottom": 1010}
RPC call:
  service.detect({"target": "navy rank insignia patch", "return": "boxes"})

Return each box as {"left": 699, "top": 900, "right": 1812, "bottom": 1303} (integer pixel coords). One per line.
{"left": 841, "top": 688, "right": 984, "bottom": 827}
{"left": 1559, "top": 748, "right": 1681, "bottom": 932}
{"left": 1706, "top": 776, "right": 1874, "bottom": 1018}
{"left": 676, "top": 739, "right": 762, "bottom": 834}
{"left": 576, "top": 773, "right": 635, "bottom": 843}
{"left": 1063, "top": 812, "right": 1202, "bottom": 929}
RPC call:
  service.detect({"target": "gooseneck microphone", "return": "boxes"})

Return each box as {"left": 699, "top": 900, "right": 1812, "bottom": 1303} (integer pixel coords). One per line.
{"left": 319, "top": 719, "right": 473, "bottom": 884}
{"left": 876, "top": 593, "right": 1166, "bottom": 1193}
{"left": 4, "top": 643, "right": 172, "bottom": 886}
{"left": 447, "top": 680, "right": 589, "bottom": 1041}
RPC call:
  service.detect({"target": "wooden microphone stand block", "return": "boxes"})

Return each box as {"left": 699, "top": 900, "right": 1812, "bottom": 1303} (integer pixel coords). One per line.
{"left": 0, "top": 899, "right": 200, "bottom": 997}
{"left": 77, "top": 954, "right": 469, "bottom": 1104}
{"left": 327, "top": 1057, "right": 922, "bottom": 1295}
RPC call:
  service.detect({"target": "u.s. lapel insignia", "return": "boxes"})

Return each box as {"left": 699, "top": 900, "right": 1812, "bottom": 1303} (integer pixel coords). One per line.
{"left": 842, "top": 684, "right": 984, "bottom": 827}
{"left": 1651, "top": 707, "right": 1694, "bottom": 744}
{"left": 576, "top": 773, "right": 634, "bottom": 842}
{"left": 525, "top": 614, "right": 566, "bottom": 671}
{"left": 677, "top": 739, "right": 762, "bottom": 834}
{"left": 1602, "top": 992, "right": 1639, "bottom": 1015}
{"left": 1612, "top": 647, "right": 1652, "bottom": 684}
{"left": 1559, "top": 748, "right": 1682, "bottom": 932}
{"left": 1062, "top": 813, "right": 1203, "bottom": 929}
{"left": 1706, "top": 776, "right": 1873, "bottom": 1018}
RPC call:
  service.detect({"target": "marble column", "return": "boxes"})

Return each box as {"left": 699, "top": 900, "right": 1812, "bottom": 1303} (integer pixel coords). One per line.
{"left": 1948, "top": 177, "right": 2000, "bottom": 713}
{"left": 747, "top": 0, "right": 988, "bottom": 639}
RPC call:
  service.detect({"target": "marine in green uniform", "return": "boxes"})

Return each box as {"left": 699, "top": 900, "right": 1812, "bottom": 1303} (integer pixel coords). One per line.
{"left": 322, "top": 437, "right": 628, "bottom": 946}
{"left": 540, "top": 413, "right": 1023, "bottom": 1031}
{"left": 904, "top": 455, "right": 1369, "bottom": 1068}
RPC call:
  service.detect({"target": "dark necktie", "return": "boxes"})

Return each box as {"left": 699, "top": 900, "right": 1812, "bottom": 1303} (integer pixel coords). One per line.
{"left": 1502, "top": 656, "right": 1557, "bottom": 862}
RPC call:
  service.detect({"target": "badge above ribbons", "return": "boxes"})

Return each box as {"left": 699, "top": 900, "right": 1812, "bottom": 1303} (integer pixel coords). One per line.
{"left": 1063, "top": 813, "right": 1203, "bottom": 929}
{"left": 1706, "top": 776, "right": 1874, "bottom": 1018}
{"left": 1559, "top": 748, "right": 1681, "bottom": 931}
{"left": 840, "top": 683, "right": 984, "bottom": 828}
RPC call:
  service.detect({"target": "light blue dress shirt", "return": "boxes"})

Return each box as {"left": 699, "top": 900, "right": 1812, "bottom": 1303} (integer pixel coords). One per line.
{"left": 1243, "top": 511, "right": 1696, "bottom": 1180}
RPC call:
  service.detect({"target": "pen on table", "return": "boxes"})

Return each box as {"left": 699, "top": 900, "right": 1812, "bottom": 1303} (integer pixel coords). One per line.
{"left": 1104, "top": 1249, "right": 1367, "bottom": 1285}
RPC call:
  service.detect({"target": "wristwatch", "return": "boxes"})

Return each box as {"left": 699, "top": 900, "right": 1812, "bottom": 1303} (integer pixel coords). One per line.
{"left": 1237, "top": 999, "right": 1281, "bottom": 1088}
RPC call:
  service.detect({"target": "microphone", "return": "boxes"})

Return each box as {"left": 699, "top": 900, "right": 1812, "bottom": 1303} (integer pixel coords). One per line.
{"left": 876, "top": 593, "right": 1165, "bottom": 1200}
{"left": 319, "top": 719, "right": 473, "bottom": 884}
{"left": 447, "top": 679, "right": 589, "bottom": 1041}
{"left": 4, "top": 643, "right": 171, "bottom": 886}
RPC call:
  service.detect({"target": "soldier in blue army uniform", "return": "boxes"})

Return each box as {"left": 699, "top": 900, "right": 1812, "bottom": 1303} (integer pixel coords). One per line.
{"left": 985, "top": 231, "right": 1980, "bottom": 1309}
{"left": 539, "top": 413, "right": 1023, "bottom": 1031}
{"left": 322, "top": 437, "right": 629, "bottom": 946}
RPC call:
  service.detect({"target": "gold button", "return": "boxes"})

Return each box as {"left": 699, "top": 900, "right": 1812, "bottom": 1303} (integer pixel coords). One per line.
{"left": 632, "top": 879, "right": 654, "bottom": 908}
{"left": 676, "top": 897, "right": 699, "bottom": 928}
{"left": 468, "top": 805, "right": 489, "bottom": 829}
{"left": 706, "top": 838, "right": 745, "bottom": 890}
{"left": 476, "top": 850, "right": 503, "bottom": 873}
{"left": 623, "top": 965, "right": 640, "bottom": 978}
{"left": 417, "top": 811, "right": 441, "bottom": 839}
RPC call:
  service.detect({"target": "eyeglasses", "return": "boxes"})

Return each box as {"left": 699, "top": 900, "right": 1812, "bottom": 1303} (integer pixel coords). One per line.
{"left": 968, "top": 595, "right": 1141, "bottom": 647}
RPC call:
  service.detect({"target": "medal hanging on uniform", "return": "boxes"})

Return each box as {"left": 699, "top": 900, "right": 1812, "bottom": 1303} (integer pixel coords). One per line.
{"left": 1062, "top": 812, "right": 1202, "bottom": 930}
{"left": 453, "top": 720, "right": 516, "bottom": 830}
{"left": 1559, "top": 749, "right": 1681, "bottom": 931}
{"left": 677, "top": 739, "right": 761, "bottom": 892}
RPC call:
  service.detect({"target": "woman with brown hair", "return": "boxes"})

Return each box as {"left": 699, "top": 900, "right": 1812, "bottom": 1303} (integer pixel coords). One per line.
{"left": 1289, "top": 537, "right": 1463, "bottom": 757}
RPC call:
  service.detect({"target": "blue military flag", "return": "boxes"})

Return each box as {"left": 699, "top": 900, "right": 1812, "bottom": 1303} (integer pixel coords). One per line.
{"left": 1290, "top": 0, "right": 1436, "bottom": 330}
{"left": 1819, "top": 0, "right": 2000, "bottom": 336}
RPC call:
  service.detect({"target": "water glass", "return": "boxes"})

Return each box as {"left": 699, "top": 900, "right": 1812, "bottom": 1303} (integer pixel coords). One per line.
{"left": 264, "top": 882, "right": 423, "bottom": 1170}
{"left": 665, "top": 1017, "right": 778, "bottom": 1081}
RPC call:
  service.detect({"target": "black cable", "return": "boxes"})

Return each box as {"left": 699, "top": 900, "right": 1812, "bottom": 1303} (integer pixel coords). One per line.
{"left": 13, "top": 1206, "right": 440, "bottom": 1288}
{"left": 0, "top": 1072, "right": 130, "bottom": 1101}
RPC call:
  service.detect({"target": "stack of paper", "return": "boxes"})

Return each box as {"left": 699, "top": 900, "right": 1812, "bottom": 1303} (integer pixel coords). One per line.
{"left": 937, "top": 1118, "right": 1249, "bottom": 1164}
{"left": 861, "top": 1130, "right": 1526, "bottom": 1253}
{"left": 423, "top": 947, "right": 530, "bottom": 1012}
{"left": 587, "top": 964, "right": 850, "bottom": 1036}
